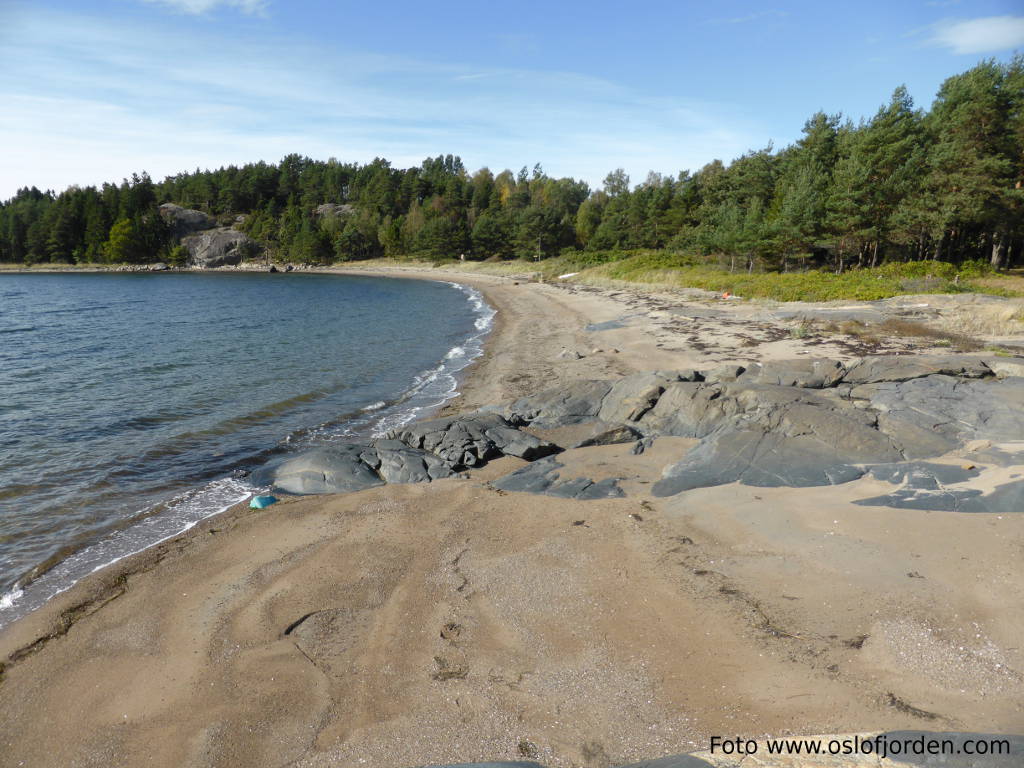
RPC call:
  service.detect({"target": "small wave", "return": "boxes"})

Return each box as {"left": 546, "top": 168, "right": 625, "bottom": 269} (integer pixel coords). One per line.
{"left": 445, "top": 346, "right": 466, "bottom": 360}
{"left": 0, "top": 477, "right": 252, "bottom": 629}
{"left": 361, "top": 401, "right": 386, "bottom": 412}
{"left": 0, "top": 586, "right": 23, "bottom": 611}
{"left": 38, "top": 304, "right": 111, "bottom": 316}
{"left": 0, "top": 326, "right": 36, "bottom": 335}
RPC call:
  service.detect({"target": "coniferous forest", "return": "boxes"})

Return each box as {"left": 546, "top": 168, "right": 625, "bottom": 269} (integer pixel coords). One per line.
{"left": 2, "top": 58, "right": 1021, "bottom": 272}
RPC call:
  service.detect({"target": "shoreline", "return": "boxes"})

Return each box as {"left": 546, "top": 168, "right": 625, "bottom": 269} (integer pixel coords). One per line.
{"left": 1, "top": 266, "right": 1022, "bottom": 767}
{"left": 0, "top": 270, "right": 498, "bottom": 628}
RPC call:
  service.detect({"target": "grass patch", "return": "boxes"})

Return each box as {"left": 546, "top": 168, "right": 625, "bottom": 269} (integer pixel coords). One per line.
{"left": 334, "top": 254, "right": 1024, "bottom": 303}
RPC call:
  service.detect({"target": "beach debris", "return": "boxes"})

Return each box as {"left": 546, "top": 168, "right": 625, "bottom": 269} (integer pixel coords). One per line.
{"left": 249, "top": 495, "right": 278, "bottom": 509}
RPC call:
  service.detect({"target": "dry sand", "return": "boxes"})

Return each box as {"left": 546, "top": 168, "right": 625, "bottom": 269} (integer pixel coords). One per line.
{"left": 0, "top": 267, "right": 1022, "bottom": 768}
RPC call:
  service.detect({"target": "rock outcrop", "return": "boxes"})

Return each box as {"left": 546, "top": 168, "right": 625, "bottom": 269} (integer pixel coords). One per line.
{"left": 182, "top": 227, "right": 260, "bottom": 268}
{"left": 251, "top": 354, "right": 1024, "bottom": 508}
{"left": 254, "top": 413, "right": 558, "bottom": 495}
{"left": 492, "top": 355, "right": 1024, "bottom": 502}
{"left": 158, "top": 203, "right": 215, "bottom": 239}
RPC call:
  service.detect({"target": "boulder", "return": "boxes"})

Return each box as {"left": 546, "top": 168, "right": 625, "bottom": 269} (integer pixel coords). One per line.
{"left": 572, "top": 424, "right": 642, "bottom": 448}
{"left": 597, "top": 371, "right": 678, "bottom": 424}
{"left": 252, "top": 446, "right": 384, "bottom": 495}
{"left": 387, "top": 412, "right": 558, "bottom": 470}
{"left": 158, "top": 203, "right": 215, "bottom": 239}
{"left": 182, "top": 227, "right": 260, "bottom": 268}
{"left": 505, "top": 380, "right": 612, "bottom": 428}
{"left": 639, "top": 382, "right": 736, "bottom": 438}
{"left": 370, "top": 439, "right": 453, "bottom": 484}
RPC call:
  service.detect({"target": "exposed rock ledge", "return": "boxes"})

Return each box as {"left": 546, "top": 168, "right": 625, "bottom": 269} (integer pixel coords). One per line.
{"left": 159, "top": 202, "right": 260, "bottom": 267}
{"left": 253, "top": 354, "right": 1024, "bottom": 512}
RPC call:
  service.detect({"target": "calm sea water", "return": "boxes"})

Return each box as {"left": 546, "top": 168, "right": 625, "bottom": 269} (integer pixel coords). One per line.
{"left": 0, "top": 272, "right": 493, "bottom": 626}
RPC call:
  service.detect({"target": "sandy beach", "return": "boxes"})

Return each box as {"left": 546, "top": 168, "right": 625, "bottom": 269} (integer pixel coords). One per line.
{"left": 1, "top": 267, "right": 1022, "bottom": 768}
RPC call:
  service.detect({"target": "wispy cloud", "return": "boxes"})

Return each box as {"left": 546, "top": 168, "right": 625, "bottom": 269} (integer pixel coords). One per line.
{"left": 705, "top": 9, "right": 788, "bottom": 25}
{"left": 929, "top": 15, "right": 1024, "bottom": 54}
{"left": 141, "top": 0, "right": 268, "bottom": 16}
{"left": 0, "top": 8, "right": 765, "bottom": 198}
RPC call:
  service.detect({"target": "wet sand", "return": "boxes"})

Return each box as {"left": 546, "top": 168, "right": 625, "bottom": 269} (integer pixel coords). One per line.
{"left": 0, "top": 268, "right": 1021, "bottom": 767}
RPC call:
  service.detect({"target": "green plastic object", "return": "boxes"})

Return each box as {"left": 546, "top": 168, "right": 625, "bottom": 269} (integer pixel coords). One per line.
{"left": 250, "top": 494, "right": 278, "bottom": 509}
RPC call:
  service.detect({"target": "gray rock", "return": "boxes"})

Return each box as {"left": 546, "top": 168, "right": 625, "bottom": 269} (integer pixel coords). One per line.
{"left": 735, "top": 358, "right": 846, "bottom": 388}
{"left": 158, "top": 203, "right": 214, "bottom": 239}
{"left": 653, "top": 427, "right": 871, "bottom": 496}
{"left": 853, "top": 465, "right": 1023, "bottom": 513}
{"left": 492, "top": 458, "right": 624, "bottom": 499}
{"left": 182, "top": 227, "right": 260, "bottom": 268}
{"left": 371, "top": 439, "right": 453, "bottom": 484}
{"left": 860, "top": 376, "right": 1024, "bottom": 444}
{"left": 639, "top": 382, "right": 734, "bottom": 438}
{"left": 700, "top": 364, "right": 745, "bottom": 384}
{"left": 149, "top": 262, "right": 169, "bottom": 272}
{"left": 505, "top": 380, "right": 612, "bottom": 427}
{"left": 572, "top": 424, "right": 642, "bottom": 448}
{"left": 841, "top": 355, "right": 992, "bottom": 385}
{"left": 387, "top": 412, "right": 558, "bottom": 469}
{"left": 597, "top": 371, "right": 677, "bottom": 424}
{"left": 252, "top": 446, "right": 384, "bottom": 495}
{"left": 315, "top": 203, "right": 356, "bottom": 218}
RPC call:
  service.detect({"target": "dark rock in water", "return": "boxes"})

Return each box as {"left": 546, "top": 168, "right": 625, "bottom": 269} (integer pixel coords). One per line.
{"left": 387, "top": 412, "right": 558, "bottom": 470}
{"left": 572, "top": 423, "right": 641, "bottom": 448}
{"left": 268, "top": 264, "right": 279, "bottom": 273}
{"left": 735, "top": 358, "right": 846, "bottom": 388}
{"left": 158, "top": 203, "right": 215, "bottom": 239}
{"left": 841, "top": 355, "right": 991, "bottom": 384}
{"left": 182, "top": 227, "right": 260, "bottom": 268}
{"left": 505, "top": 380, "right": 612, "bottom": 428}
{"left": 252, "top": 445, "right": 385, "bottom": 495}
{"left": 492, "top": 457, "right": 624, "bottom": 499}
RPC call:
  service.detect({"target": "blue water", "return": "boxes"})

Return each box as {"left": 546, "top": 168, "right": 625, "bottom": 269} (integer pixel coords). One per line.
{"left": 0, "top": 272, "right": 493, "bottom": 626}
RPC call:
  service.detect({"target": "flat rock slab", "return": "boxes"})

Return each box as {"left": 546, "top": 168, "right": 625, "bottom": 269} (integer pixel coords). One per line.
{"left": 841, "top": 355, "right": 992, "bottom": 385}
{"left": 492, "top": 457, "right": 625, "bottom": 499}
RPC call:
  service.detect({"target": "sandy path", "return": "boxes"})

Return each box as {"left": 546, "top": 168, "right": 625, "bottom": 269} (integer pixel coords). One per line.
{"left": 0, "top": 268, "right": 1021, "bottom": 768}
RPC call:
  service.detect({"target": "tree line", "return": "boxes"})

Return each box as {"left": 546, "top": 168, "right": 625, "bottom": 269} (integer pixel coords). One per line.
{"left": 1, "top": 57, "right": 1021, "bottom": 271}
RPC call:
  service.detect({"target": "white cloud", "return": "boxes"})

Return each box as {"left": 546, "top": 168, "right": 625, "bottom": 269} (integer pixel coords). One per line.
{"left": 0, "top": 9, "right": 765, "bottom": 198}
{"left": 142, "top": 0, "right": 268, "bottom": 15}
{"left": 930, "top": 16, "right": 1024, "bottom": 55}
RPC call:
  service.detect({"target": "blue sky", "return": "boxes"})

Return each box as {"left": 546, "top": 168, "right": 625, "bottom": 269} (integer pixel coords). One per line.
{"left": 1, "top": 0, "right": 1022, "bottom": 199}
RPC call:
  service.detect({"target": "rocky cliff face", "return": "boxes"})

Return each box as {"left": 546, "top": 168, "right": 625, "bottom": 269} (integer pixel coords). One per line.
{"left": 159, "top": 203, "right": 262, "bottom": 268}
{"left": 158, "top": 203, "right": 215, "bottom": 239}
{"left": 181, "top": 227, "right": 260, "bottom": 268}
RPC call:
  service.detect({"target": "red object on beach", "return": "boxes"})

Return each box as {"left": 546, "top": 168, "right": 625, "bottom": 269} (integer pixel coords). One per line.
{"left": 722, "top": 291, "right": 731, "bottom": 299}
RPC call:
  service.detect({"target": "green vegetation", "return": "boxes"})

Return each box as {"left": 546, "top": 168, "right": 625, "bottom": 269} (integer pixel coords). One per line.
{"left": 2, "top": 58, "right": 1022, "bottom": 292}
